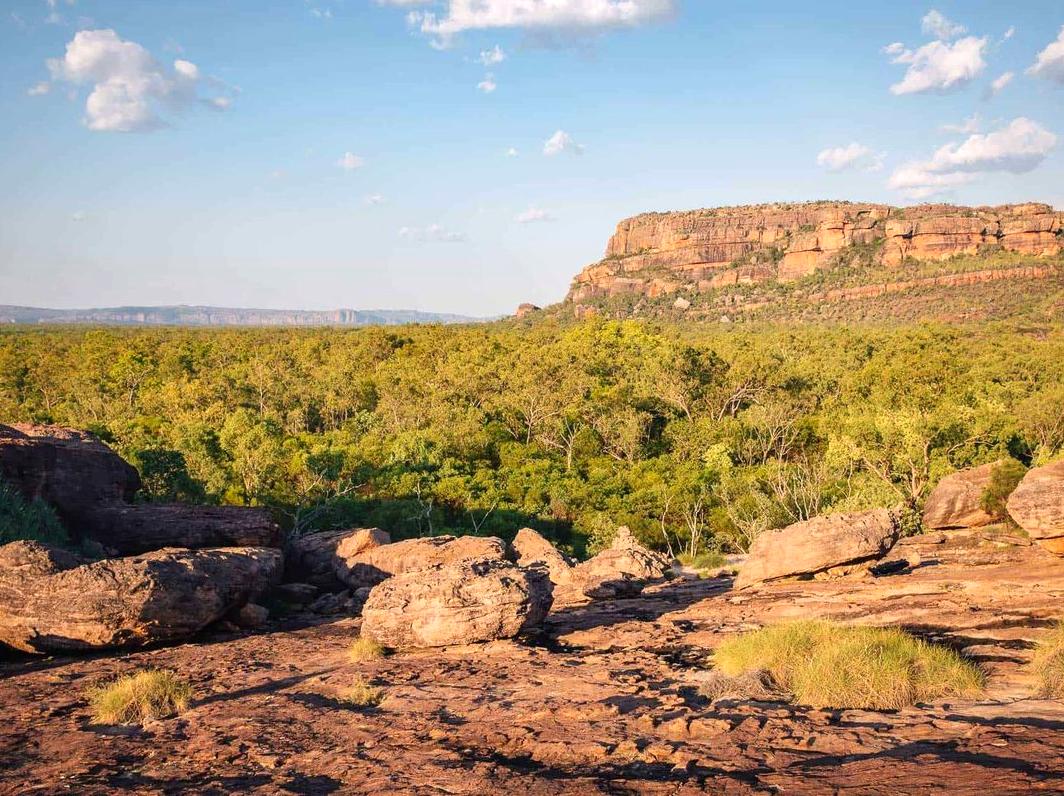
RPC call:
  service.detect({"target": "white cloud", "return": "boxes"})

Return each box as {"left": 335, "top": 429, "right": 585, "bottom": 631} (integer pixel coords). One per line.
{"left": 543, "top": 129, "right": 583, "bottom": 156}
{"left": 887, "top": 36, "right": 987, "bottom": 95}
{"left": 336, "top": 152, "right": 365, "bottom": 170}
{"left": 888, "top": 117, "right": 1057, "bottom": 198}
{"left": 816, "top": 142, "right": 885, "bottom": 172}
{"left": 364, "top": 194, "right": 385, "bottom": 205}
{"left": 1003, "top": 26, "right": 1015, "bottom": 41}
{"left": 477, "top": 74, "right": 497, "bottom": 93}
{"left": 478, "top": 44, "right": 505, "bottom": 65}
{"left": 940, "top": 114, "right": 980, "bottom": 134}
{"left": 71, "top": 210, "right": 86, "bottom": 222}
{"left": 406, "top": 0, "right": 674, "bottom": 45}
{"left": 27, "top": 81, "right": 51, "bottom": 96}
{"left": 882, "top": 42, "right": 906, "bottom": 56}
{"left": 921, "top": 9, "right": 965, "bottom": 41}
{"left": 398, "top": 223, "right": 466, "bottom": 242}
{"left": 1028, "top": 26, "right": 1064, "bottom": 84}
{"left": 506, "top": 147, "right": 519, "bottom": 157}
{"left": 44, "top": 29, "right": 229, "bottom": 132}
{"left": 987, "top": 71, "right": 1014, "bottom": 97}
{"left": 515, "top": 206, "right": 554, "bottom": 223}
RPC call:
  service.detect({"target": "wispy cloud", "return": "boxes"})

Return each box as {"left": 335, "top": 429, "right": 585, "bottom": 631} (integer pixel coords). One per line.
{"left": 816, "top": 142, "right": 885, "bottom": 172}
{"left": 515, "top": 206, "right": 554, "bottom": 223}
{"left": 921, "top": 9, "right": 965, "bottom": 41}
{"left": 478, "top": 44, "right": 505, "bottom": 65}
{"left": 336, "top": 152, "right": 365, "bottom": 170}
{"left": 1028, "top": 26, "right": 1064, "bottom": 84}
{"left": 398, "top": 223, "right": 466, "bottom": 242}
{"left": 477, "top": 74, "right": 497, "bottom": 93}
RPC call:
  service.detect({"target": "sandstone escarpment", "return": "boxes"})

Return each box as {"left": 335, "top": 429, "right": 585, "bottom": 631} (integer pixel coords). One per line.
{"left": 567, "top": 201, "right": 1064, "bottom": 303}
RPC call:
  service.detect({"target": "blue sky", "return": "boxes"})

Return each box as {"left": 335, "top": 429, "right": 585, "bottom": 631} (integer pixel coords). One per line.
{"left": 2, "top": 1, "right": 1063, "bottom": 316}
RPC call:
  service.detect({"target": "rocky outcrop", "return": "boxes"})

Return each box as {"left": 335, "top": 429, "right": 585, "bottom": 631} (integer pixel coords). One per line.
{"left": 334, "top": 535, "right": 508, "bottom": 591}
{"left": 0, "top": 424, "right": 141, "bottom": 529}
{"left": 286, "top": 528, "right": 390, "bottom": 589}
{"left": 360, "top": 559, "right": 553, "bottom": 648}
{"left": 923, "top": 462, "right": 1001, "bottom": 530}
{"left": 514, "top": 303, "right": 541, "bottom": 319}
{"left": 82, "top": 504, "right": 281, "bottom": 556}
{"left": 567, "top": 202, "right": 1063, "bottom": 304}
{"left": 562, "top": 527, "right": 671, "bottom": 603}
{"left": 511, "top": 528, "right": 575, "bottom": 589}
{"left": 1007, "top": 460, "right": 1064, "bottom": 555}
{"left": 735, "top": 509, "right": 900, "bottom": 589}
{"left": 0, "top": 541, "right": 282, "bottom": 654}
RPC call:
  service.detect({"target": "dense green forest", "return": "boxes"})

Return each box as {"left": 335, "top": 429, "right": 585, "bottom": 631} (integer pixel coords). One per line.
{"left": 1, "top": 319, "right": 1061, "bottom": 558}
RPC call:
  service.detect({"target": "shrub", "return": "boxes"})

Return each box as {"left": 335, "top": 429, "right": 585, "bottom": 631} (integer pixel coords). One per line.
{"left": 980, "top": 459, "right": 1028, "bottom": 521}
{"left": 340, "top": 676, "right": 384, "bottom": 708}
{"left": 1031, "top": 622, "right": 1064, "bottom": 699}
{"left": 712, "top": 620, "right": 984, "bottom": 710}
{"left": 88, "top": 669, "right": 193, "bottom": 725}
{"left": 0, "top": 482, "right": 69, "bottom": 547}
{"left": 349, "top": 636, "right": 386, "bottom": 662}
{"left": 677, "top": 550, "right": 729, "bottom": 572}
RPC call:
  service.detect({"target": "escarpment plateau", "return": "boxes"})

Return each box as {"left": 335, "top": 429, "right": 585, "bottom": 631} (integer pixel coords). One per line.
{"left": 566, "top": 201, "right": 1064, "bottom": 305}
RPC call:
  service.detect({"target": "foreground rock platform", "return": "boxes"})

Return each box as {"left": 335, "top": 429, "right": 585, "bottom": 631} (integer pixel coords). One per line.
{"left": 1, "top": 527, "right": 1062, "bottom": 793}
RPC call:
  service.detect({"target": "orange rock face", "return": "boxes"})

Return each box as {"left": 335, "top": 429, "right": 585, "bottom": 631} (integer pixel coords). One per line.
{"left": 566, "top": 201, "right": 1064, "bottom": 302}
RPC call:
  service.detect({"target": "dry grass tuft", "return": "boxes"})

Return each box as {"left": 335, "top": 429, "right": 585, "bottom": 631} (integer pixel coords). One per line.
{"left": 712, "top": 620, "right": 984, "bottom": 710}
{"left": 348, "top": 636, "right": 386, "bottom": 662}
{"left": 698, "top": 669, "right": 783, "bottom": 703}
{"left": 340, "top": 675, "right": 384, "bottom": 708}
{"left": 1031, "top": 622, "right": 1064, "bottom": 699}
{"left": 88, "top": 669, "right": 192, "bottom": 725}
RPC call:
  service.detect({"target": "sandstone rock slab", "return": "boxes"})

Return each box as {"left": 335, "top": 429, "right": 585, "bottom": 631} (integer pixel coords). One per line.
{"left": 0, "top": 423, "right": 140, "bottom": 528}
{"left": 1007, "top": 460, "right": 1064, "bottom": 555}
{"left": 334, "top": 534, "right": 508, "bottom": 591}
{"left": 735, "top": 509, "right": 900, "bottom": 589}
{"left": 562, "top": 527, "right": 671, "bottom": 603}
{"left": 923, "top": 461, "right": 1001, "bottom": 530}
{"left": 286, "top": 527, "right": 390, "bottom": 589}
{"left": 0, "top": 541, "right": 282, "bottom": 654}
{"left": 361, "top": 559, "right": 552, "bottom": 648}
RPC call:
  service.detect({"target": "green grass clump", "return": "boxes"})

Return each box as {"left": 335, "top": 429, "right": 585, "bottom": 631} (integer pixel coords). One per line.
{"left": 340, "top": 675, "right": 384, "bottom": 708}
{"left": 0, "top": 482, "right": 69, "bottom": 546}
{"left": 87, "top": 669, "right": 193, "bottom": 725}
{"left": 712, "top": 620, "right": 984, "bottom": 710}
{"left": 677, "top": 550, "right": 729, "bottom": 571}
{"left": 1031, "top": 622, "right": 1064, "bottom": 699}
{"left": 348, "top": 636, "right": 386, "bottom": 662}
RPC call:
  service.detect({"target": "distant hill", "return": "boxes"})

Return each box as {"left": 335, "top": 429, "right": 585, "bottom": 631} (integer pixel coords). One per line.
{"left": 0, "top": 305, "right": 486, "bottom": 327}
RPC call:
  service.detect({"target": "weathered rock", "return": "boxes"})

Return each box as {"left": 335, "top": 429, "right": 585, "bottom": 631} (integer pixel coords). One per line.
{"left": 562, "top": 527, "right": 671, "bottom": 603}
{"left": 511, "top": 528, "right": 575, "bottom": 588}
{"left": 274, "top": 582, "right": 319, "bottom": 606}
{"left": 923, "top": 461, "right": 1001, "bottom": 530}
{"left": 233, "top": 602, "right": 269, "bottom": 629}
{"left": 334, "top": 534, "right": 508, "bottom": 591}
{"left": 286, "top": 528, "right": 390, "bottom": 590}
{"left": 735, "top": 509, "right": 900, "bottom": 589}
{"left": 0, "top": 541, "right": 282, "bottom": 654}
{"left": 514, "top": 303, "right": 541, "bottom": 318}
{"left": 361, "top": 559, "right": 552, "bottom": 648}
{"left": 1007, "top": 460, "right": 1064, "bottom": 555}
{"left": 0, "top": 423, "right": 140, "bottom": 528}
{"left": 81, "top": 503, "right": 281, "bottom": 556}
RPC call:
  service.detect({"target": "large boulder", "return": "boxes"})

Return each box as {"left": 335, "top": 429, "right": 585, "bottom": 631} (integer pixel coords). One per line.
{"left": 360, "top": 559, "right": 552, "bottom": 648}
{"left": 563, "top": 527, "right": 671, "bottom": 603}
{"left": 334, "top": 534, "right": 508, "bottom": 591}
{"left": 923, "top": 461, "right": 1001, "bottom": 530}
{"left": 0, "top": 424, "right": 140, "bottom": 528}
{"left": 0, "top": 541, "right": 282, "bottom": 654}
{"left": 735, "top": 509, "right": 900, "bottom": 590}
{"left": 1007, "top": 461, "right": 1064, "bottom": 555}
{"left": 511, "top": 528, "right": 575, "bottom": 588}
{"left": 81, "top": 504, "right": 281, "bottom": 556}
{"left": 286, "top": 527, "right": 390, "bottom": 589}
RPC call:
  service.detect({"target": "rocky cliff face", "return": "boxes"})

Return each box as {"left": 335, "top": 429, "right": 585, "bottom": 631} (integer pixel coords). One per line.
{"left": 567, "top": 201, "right": 1064, "bottom": 303}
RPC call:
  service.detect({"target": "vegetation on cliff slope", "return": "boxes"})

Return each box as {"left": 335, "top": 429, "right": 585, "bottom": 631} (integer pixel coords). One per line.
{"left": 0, "top": 319, "right": 1061, "bottom": 557}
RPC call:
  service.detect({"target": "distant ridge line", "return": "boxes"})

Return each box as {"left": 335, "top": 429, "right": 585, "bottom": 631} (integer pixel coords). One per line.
{"left": 0, "top": 305, "right": 488, "bottom": 327}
